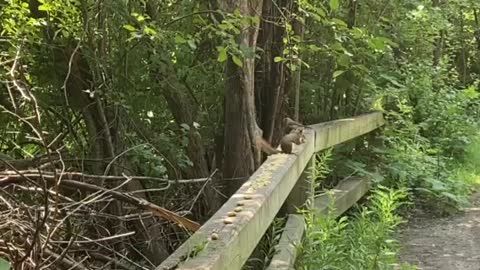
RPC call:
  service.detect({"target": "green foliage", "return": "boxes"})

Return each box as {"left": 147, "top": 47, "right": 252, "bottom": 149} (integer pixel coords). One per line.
{"left": 1, "top": 0, "right": 81, "bottom": 41}
{"left": 243, "top": 217, "right": 286, "bottom": 270}
{"left": 130, "top": 145, "right": 169, "bottom": 178}
{"left": 210, "top": 9, "right": 260, "bottom": 67}
{"left": 2, "top": 0, "right": 480, "bottom": 267}
{"left": 297, "top": 0, "right": 480, "bottom": 211}
{"left": 0, "top": 258, "right": 10, "bottom": 270}
{"left": 369, "top": 61, "right": 480, "bottom": 209}
{"left": 308, "top": 148, "right": 334, "bottom": 200}
{"left": 297, "top": 186, "right": 410, "bottom": 270}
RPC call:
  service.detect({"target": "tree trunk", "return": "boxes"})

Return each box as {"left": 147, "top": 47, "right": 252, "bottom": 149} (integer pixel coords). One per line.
{"left": 287, "top": 4, "right": 305, "bottom": 122}
{"left": 220, "top": 0, "right": 264, "bottom": 197}
{"left": 156, "top": 68, "right": 221, "bottom": 217}
{"left": 432, "top": 0, "right": 444, "bottom": 67}
{"left": 256, "top": 0, "right": 302, "bottom": 146}
{"left": 256, "top": 0, "right": 286, "bottom": 144}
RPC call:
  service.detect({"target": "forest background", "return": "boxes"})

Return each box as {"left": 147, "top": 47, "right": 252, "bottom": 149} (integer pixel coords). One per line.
{"left": 1, "top": 0, "right": 480, "bottom": 269}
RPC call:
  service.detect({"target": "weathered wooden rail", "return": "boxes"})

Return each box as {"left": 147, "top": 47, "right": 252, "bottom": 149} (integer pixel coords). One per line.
{"left": 157, "top": 112, "right": 385, "bottom": 270}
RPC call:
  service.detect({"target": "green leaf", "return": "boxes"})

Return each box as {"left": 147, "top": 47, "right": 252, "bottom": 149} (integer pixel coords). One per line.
{"left": 233, "top": 8, "right": 241, "bottom": 17}
{"left": 273, "top": 56, "right": 283, "bottom": 63}
{"left": 463, "top": 86, "right": 479, "bottom": 99}
{"left": 336, "top": 54, "right": 351, "bottom": 67}
{"left": 0, "top": 258, "right": 10, "bottom": 270}
{"left": 370, "top": 37, "right": 392, "bottom": 51}
{"left": 218, "top": 23, "right": 229, "bottom": 30}
{"left": 232, "top": 55, "right": 243, "bottom": 67}
{"left": 351, "top": 27, "right": 365, "bottom": 38}
{"left": 180, "top": 123, "right": 190, "bottom": 131}
{"left": 330, "top": 42, "right": 345, "bottom": 52}
{"left": 353, "top": 64, "right": 369, "bottom": 73}
{"left": 187, "top": 39, "right": 197, "bottom": 49}
{"left": 333, "top": 70, "right": 345, "bottom": 78}
{"left": 217, "top": 48, "right": 228, "bottom": 62}
{"left": 174, "top": 35, "right": 186, "bottom": 44}
{"left": 38, "top": 4, "right": 52, "bottom": 11}
{"left": 143, "top": 26, "right": 157, "bottom": 36}
{"left": 123, "top": 24, "right": 136, "bottom": 32}
{"left": 329, "top": 0, "right": 339, "bottom": 11}
{"left": 331, "top": 18, "right": 347, "bottom": 27}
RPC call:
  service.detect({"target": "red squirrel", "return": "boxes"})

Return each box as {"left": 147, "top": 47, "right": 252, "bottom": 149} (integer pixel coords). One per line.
{"left": 257, "top": 127, "right": 306, "bottom": 155}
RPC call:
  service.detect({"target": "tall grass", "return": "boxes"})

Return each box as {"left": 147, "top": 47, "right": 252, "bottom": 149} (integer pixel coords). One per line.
{"left": 454, "top": 135, "right": 480, "bottom": 189}
{"left": 296, "top": 186, "right": 411, "bottom": 270}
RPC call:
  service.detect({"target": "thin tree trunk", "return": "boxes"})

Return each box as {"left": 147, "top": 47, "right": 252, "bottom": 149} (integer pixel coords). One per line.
{"left": 290, "top": 7, "right": 305, "bottom": 121}
{"left": 256, "top": 0, "right": 286, "bottom": 143}
{"left": 432, "top": 0, "right": 444, "bottom": 67}
{"left": 157, "top": 68, "right": 221, "bottom": 217}
{"left": 220, "top": 0, "right": 264, "bottom": 197}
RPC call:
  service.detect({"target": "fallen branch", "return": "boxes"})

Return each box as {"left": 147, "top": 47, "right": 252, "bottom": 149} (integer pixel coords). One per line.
{"left": 59, "top": 179, "right": 201, "bottom": 231}
{"left": 0, "top": 169, "right": 212, "bottom": 185}
{"left": 0, "top": 173, "right": 201, "bottom": 231}
{"left": 89, "top": 252, "right": 132, "bottom": 270}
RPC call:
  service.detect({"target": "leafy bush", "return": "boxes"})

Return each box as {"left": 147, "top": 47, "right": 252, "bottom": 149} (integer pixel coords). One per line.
{"left": 297, "top": 186, "right": 410, "bottom": 270}
{"left": 371, "top": 62, "right": 480, "bottom": 209}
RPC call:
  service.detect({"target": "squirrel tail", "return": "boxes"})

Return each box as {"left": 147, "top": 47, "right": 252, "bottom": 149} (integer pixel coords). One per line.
{"left": 257, "top": 137, "right": 281, "bottom": 155}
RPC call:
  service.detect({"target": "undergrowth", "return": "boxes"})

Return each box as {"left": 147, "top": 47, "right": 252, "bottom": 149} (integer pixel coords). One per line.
{"left": 292, "top": 151, "right": 411, "bottom": 269}
{"left": 452, "top": 135, "right": 480, "bottom": 189}
{"left": 293, "top": 130, "right": 480, "bottom": 270}
{"left": 296, "top": 186, "right": 411, "bottom": 270}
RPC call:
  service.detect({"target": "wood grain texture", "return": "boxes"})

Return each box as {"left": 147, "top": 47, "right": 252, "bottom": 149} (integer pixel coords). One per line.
{"left": 157, "top": 129, "right": 315, "bottom": 270}
{"left": 266, "top": 176, "right": 370, "bottom": 270}
{"left": 265, "top": 214, "right": 305, "bottom": 270}
{"left": 311, "top": 111, "right": 385, "bottom": 152}
{"left": 156, "top": 112, "right": 384, "bottom": 270}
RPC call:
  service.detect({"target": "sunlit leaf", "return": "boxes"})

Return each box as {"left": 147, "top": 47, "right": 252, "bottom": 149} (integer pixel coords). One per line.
{"left": 331, "top": 18, "right": 347, "bottom": 27}
{"left": 180, "top": 123, "right": 190, "bottom": 131}
{"left": 333, "top": 70, "right": 345, "bottom": 78}
{"left": 217, "top": 48, "right": 228, "bottom": 62}
{"left": 329, "top": 0, "right": 339, "bottom": 11}
{"left": 232, "top": 55, "right": 243, "bottom": 67}
{"left": 123, "top": 24, "right": 136, "bottom": 32}
{"left": 38, "top": 4, "right": 52, "bottom": 11}
{"left": 187, "top": 39, "right": 196, "bottom": 49}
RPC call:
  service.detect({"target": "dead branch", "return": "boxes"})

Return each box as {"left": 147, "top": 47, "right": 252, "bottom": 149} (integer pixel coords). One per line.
{"left": 43, "top": 247, "right": 89, "bottom": 270}
{"left": 58, "top": 179, "right": 201, "bottom": 231}
{"left": 88, "top": 252, "right": 132, "bottom": 270}
{"left": 0, "top": 172, "right": 201, "bottom": 231}
{"left": 0, "top": 169, "right": 213, "bottom": 185}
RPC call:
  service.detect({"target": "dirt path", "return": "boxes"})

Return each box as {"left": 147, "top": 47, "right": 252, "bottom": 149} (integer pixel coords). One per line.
{"left": 398, "top": 193, "right": 480, "bottom": 270}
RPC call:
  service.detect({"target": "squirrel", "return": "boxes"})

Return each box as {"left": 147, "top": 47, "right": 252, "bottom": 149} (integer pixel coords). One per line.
{"left": 284, "top": 117, "right": 312, "bottom": 133}
{"left": 257, "top": 127, "right": 306, "bottom": 155}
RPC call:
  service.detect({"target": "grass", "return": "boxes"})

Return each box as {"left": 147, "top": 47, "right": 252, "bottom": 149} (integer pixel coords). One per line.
{"left": 295, "top": 186, "right": 410, "bottom": 270}
{"left": 294, "top": 134, "right": 480, "bottom": 270}
{"left": 454, "top": 136, "right": 480, "bottom": 189}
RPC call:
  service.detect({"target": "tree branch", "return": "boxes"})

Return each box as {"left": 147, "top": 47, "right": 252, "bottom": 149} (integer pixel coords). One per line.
{"left": 0, "top": 171, "right": 201, "bottom": 231}
{"left": 0, "top": 169, "right": 214, "bottom": 185}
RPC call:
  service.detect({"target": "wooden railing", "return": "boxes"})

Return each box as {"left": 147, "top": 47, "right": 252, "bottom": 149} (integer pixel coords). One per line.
{"left": 157, "top": 112, "right": 385, "bottom": 270}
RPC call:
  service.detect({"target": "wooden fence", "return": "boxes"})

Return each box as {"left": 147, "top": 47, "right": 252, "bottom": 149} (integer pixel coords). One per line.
{"left": 157, "top": 111, "right": 385, "bottom": 270}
